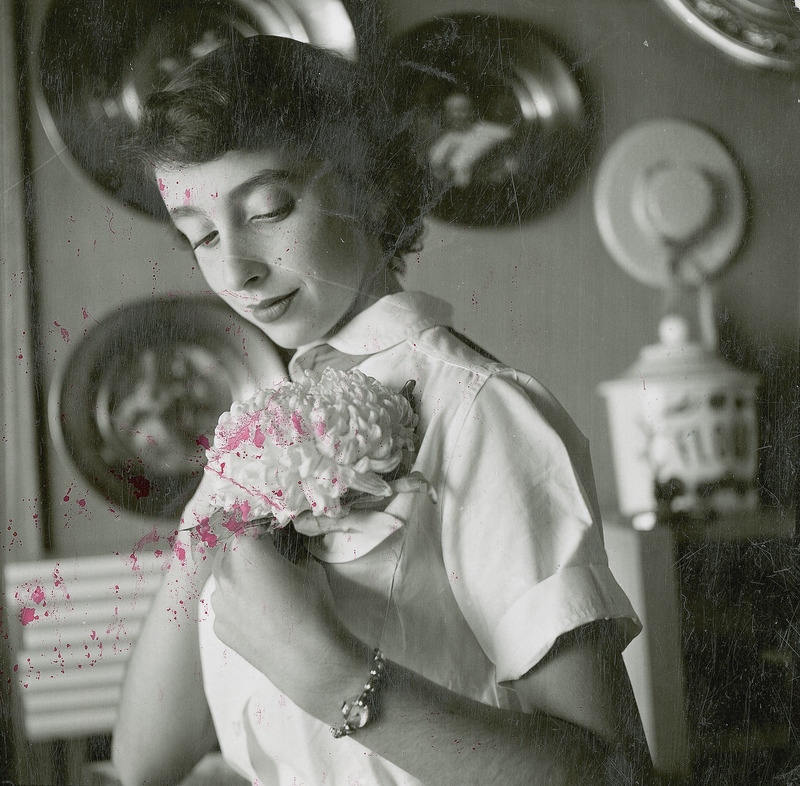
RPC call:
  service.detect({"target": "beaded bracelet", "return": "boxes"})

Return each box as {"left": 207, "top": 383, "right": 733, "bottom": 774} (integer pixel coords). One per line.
{"left": 331, "top": 649, "right": 386, "bottom": 738}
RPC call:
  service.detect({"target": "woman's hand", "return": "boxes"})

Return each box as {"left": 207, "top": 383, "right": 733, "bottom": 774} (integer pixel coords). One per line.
{"left": 207, "top": 533, "right": 648, "bottom": 785}
{"left": 209, "top": 529, "right": 365, "bottom": 714}
{"left": 210, "top": 530, "right": 334, "bottom": 652}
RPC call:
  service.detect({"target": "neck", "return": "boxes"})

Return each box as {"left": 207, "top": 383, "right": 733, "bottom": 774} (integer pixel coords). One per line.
{"left": 324, "top": 270, "right": 402, "bottom": 342}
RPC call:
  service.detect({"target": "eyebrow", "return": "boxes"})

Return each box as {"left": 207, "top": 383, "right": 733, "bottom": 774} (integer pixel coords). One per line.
{"left": 167, "top": 168, "right": 296, "bottom": 218}
{"left": 231, "top": 169, "right": 295, "bottom": 201}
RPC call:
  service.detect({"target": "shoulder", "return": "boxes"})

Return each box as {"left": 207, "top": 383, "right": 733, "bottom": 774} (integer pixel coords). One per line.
{"left": 408, "top": 326, "right": 601, "bottom": 521}
{"left": 413, "top": 327, "right": 588, "bottom": 454}
{"left": 411, "top": 324, "right": 501, "bottom": 379}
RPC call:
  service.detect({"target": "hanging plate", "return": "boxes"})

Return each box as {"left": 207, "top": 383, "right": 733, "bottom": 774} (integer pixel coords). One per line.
{"left": 658, "top": 0, "right": 800, "bottom": 71}
{"left": 48, "top": 297, "right": 287, "bottom": 519}
{"left": 35, "top": 0, "right": 357, "bottom": 218}
{"left": 390, "top": 14, "right": 598, "bottom": 226}
{"left": 593, "top": 119, "right": 748, "bottom": 288}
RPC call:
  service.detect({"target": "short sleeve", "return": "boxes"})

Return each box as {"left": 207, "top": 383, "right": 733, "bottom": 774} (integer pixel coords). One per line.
{"left": 440, "top": 372, "right": 641, "bottom": 683}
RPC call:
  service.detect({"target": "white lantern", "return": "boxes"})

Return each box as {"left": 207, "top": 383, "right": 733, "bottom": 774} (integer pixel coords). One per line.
{"left": 599, "top": 315, "right": 760, "bottom": 526}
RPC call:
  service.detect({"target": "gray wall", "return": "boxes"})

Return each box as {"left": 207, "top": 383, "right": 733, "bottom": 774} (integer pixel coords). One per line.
{"left": 392, "top": 0, "right": 798, "bottom": 515}
{"left": 27, "top": 0, "right": 798, "bottom": 557}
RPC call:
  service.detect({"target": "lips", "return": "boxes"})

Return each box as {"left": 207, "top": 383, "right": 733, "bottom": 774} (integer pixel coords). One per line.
{"left": 250, "top": 290, "right": 298, "bottom": 323}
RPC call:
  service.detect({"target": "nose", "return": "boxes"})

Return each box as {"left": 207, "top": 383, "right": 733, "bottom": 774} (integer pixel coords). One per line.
{"left": 219, "top": 228, "right": 271, "bottom": 291}
{"left": 219, "top": 254, "right": 268, "bottom": 292}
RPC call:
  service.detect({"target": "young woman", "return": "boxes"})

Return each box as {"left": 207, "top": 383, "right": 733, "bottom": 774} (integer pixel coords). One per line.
{"left": 112, "top": 36, "right": 651, "bottom": 785}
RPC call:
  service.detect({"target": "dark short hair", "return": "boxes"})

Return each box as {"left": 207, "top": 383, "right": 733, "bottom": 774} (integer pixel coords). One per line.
{"left": 136, "top": 36, "right": 427, "bottom": 258}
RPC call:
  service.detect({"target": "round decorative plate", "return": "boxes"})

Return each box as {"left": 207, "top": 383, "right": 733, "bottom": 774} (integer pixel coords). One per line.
{"left": 35, "top": 0, "right": 357, "bottom": 218}
{"left": 593, "top": 119, "right": 747, "bottom": 288}
{"left": 49, "top": 297, "right": 287, "bottom": 519}
{"left": 659, "top": 0, "right": 800, "bottom": 71}
{"left": 390, "top": 14, "right": 598, "bottom": 225}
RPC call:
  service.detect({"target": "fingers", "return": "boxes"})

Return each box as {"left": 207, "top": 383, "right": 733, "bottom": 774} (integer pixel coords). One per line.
{"left": 211, "top": 530, "right": 282, "bottom": 591}
{"left": 292, "top": 511, "right": 337, "bottom": 537}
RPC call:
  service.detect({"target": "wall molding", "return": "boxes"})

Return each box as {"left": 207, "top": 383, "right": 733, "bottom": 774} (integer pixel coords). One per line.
{"left": 2, "top": 0, "right": 44, "bottom": 563}
{"left": 2, "top": 0, "right": 46, "bottom": 779}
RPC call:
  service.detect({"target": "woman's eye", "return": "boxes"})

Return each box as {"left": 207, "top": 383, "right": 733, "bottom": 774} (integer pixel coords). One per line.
{"left": 248, "top": 193, "right": 294, "bottom": 223}
{"left": 193, "top": 231, "right": 219, "bottom": 250}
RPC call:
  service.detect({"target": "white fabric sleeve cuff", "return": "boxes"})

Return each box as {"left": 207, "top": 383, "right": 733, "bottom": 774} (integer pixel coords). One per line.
{"left": 489, "top": 562, "right": 642, "bottom": 683}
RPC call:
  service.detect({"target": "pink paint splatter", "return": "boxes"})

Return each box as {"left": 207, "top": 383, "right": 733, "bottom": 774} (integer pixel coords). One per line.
{"left": 253, "top": 426, "right": 266, "bottom": 449}
{"left": 81, "top": 306, "right": 100, "bottom": 325}
{"left": 196, "top": 517, "right": 218, "bottom": 548}
{"left": 54, "top": 321, "right": 70, "bottom": 343}
{"left": 196, "top": 434, "right": 210, "bottom": 450}
{"left": 291, "top": 411, "right": 307, "bottom": 436}
{"left": 173, "top": 542, "right": 186, "bottom": 562}
{"left": 183, "top": 188, "right": 192, "bottom": 206}
{"left": 158, "top": 178, "right": 166, "bottom": 192}
{"left": 129, "top": 475, "right": 150, "bottom": 499}
{"left": 221, "top": 501, "right": 252, "bottom": 537}
{"left": 223, "top": 419, "right": 257, "bottom": 452}
{"left": 30, "top": 586, "right": 45, "bottom": 605}
{"left": 20, "top": 608, "right": 36, "bottom": 626}
{"left": 133, "top": 526, "right": 160, "bottom": 553}
{"left": 77, "top": 499, "right": 86, "bottom": 508}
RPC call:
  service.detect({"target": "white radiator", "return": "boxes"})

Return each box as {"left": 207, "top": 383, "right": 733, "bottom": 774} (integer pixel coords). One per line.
{"left": 5, "top": 552, "right": 163, "bottom": 741}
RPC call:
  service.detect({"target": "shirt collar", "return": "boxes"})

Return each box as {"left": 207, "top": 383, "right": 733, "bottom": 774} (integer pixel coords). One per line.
{"left": 289, "top": 292, "right": 452, "bottom": 375}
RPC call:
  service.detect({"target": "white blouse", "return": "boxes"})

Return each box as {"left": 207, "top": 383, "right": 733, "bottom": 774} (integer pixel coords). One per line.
{"left": 198, "top": 291, "right": 641, "bottom": 785}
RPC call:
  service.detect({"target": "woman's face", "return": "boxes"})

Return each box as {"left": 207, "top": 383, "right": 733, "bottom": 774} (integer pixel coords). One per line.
{"left": 156, "top": 149, "right": 388, "bottom": 349}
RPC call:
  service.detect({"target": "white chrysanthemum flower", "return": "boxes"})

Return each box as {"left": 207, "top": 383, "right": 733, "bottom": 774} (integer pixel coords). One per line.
{"left": 203, "top": 368, "right": 418, "bottom": 529}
